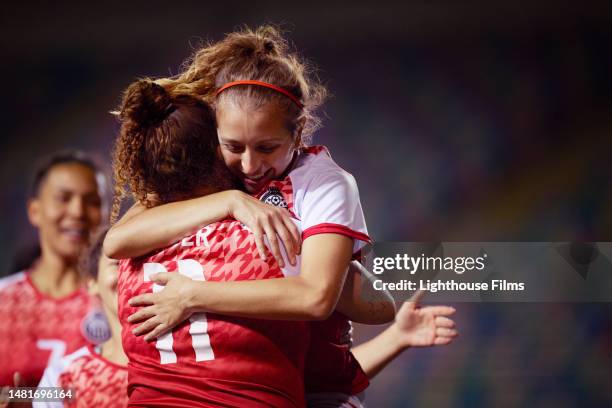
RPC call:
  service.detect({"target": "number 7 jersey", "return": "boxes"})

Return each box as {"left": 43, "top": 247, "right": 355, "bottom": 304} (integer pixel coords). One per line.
{"left": 118, "top": 220, "right": 310, "bottom": 408}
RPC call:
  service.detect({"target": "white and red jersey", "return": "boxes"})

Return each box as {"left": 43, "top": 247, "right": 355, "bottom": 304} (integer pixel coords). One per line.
{"left": 118, "top": 220, "right": 310, "bottom": 407}
{"left": 255, "top": 146, "right": 371, "bottom": 395}
{"left": 0, "top": 271, "right": 103, "bottom": 387}
{"left": 34, "top": 344, "right": 128, "bottom": 408}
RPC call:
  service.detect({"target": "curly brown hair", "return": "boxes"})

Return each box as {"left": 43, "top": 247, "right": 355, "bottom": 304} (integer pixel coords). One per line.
{"left": 157, "top": 25, "right": 328, "bottom": 144}
{"left": 111, "top": 79, "right": 237, "bottom": 222}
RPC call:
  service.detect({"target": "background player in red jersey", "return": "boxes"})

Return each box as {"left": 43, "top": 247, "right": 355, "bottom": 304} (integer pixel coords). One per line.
{"left": 0, "top": 152, "right": 106, "bottom": 388}
{"left": 34, "top": 228, "right": 128, "bottom": 408}
{"left": 106, "top": 25, "right": 457, "bottom": 407}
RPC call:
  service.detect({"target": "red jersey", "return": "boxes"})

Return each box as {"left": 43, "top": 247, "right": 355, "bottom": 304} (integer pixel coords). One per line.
{"left": 255, "top": 146, "right": 371, "bottom": 395}
{"left": 35, "top": 345, "right": 128, "bottom": 408}
{"left": 118, "top": 220, "right": 310, "bottom": 408}
{"left": 0, "top": 271, "right": 104, "bottom": 387}
{"left": 250, "top": 146, "right": 372, "bottom": 395}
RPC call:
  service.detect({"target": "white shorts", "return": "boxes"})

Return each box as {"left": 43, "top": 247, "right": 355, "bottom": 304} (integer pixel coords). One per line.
{"left": 306, "top": 392, "right": 366, "bottom": 408}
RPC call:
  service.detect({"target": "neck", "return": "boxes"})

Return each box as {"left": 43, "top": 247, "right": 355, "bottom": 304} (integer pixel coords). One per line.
{"left": 30, "top": 244, "right": 82, "bottom": 298}
{"left": 100, "top": 335, "right": 128, "bottom": 366}
{"left": 279, "top": 149, "right": 300, "bottom": 180}
{"left": 100, "top": 306, "right": 128, "bottom": 366}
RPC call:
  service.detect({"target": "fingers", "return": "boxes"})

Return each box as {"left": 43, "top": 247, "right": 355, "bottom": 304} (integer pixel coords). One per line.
{"left": 150, "top": 272, "right": 172, "bottom": 284}
{"left": 251, "top": 225, "right": 268, "bottom": 261}
{"left": 144, "top": 324, "right": 171, "bottom": 342}
{"left": 274, "top": 219, "right": 299, "bottom": 266}
{"left": 284, "top": 217, "right": 302, "bottom": 256}
{"left": 435, "top": 327, "right": 458, "bottom": 337}
{"left": 434, "top": 336, "right": 454, "bottom": 345}
{"left": 263, "top": 223, "right": 284, "bottom": 268}
{"left": 422, "top": 305, "right": 456, "bottom": 316}
{"left": 132, "top": 317, "right": 160, "bottom": 337}
{"left": 129, "top": 293, "right": 155, "bottom": 307}
{"left": 434, "top": 316, "right": 456, "bottom": 328}
{"left": 409, "top": 289, "right": 426, "bottom": 304}
{"left": 127, "top": 307, "right": 156, "bottom": 323}
{"left": 237, "top": 193, "right": 300, "bottom": 266}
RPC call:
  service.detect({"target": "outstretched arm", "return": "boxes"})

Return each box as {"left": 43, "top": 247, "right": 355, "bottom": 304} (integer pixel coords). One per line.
{"left": 104, "top": 190, "right": 300, "bottom": 267}
{"left": 352, "top": 291, "right": 458, "bottom": 379}
{"left": 335, "top": 261, "right": 396, "bottom": 325}
{"left": 128, "top": 233, "right": 354, "bottom": 341}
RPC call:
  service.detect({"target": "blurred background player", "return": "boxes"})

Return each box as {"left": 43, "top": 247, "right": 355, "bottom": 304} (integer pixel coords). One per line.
{"left": 0, "top": 152, "right": 107, "bottom": 387}
{"left": 34, "top": 228, "right": 128, "bottom": 408}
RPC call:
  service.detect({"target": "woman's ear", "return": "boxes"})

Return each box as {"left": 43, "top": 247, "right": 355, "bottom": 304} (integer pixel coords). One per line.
{"left": 27, "top": 198, "right": 41, "bottom": 227}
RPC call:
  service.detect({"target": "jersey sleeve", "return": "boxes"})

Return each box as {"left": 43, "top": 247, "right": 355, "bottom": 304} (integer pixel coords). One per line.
{"left": 299, "top": 170, "right": 371, "bottom": 255}
{"left": 33, "top": 346, "right": 89, "bottom": 408}
{"left": 33, "top": 359, "right": 65, "bottom": 408}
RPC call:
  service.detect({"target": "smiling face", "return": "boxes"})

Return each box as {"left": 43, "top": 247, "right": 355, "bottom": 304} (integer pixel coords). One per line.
{"left": 216, "top": 100, "right": 300, "bottom": 193}
{"left": 27, "top": 163, "right": 102, "bottom": 262}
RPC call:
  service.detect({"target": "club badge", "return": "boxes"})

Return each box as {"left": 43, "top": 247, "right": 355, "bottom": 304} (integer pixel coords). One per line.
{"left": 81, "top": 309, "right": 111, "bottom": 345}
{"left": 260, "top": 186, "right": 288, "bottom": 208}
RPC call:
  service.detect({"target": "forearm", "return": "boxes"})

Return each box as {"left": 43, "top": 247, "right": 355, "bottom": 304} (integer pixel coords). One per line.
{"left": 186, "top": 233, "right": 353, "bottom": 320}
{"left": 336, "top": 261, "right": 396, "bottom": 324}
{"left": 186, "top": 276, "right": 336, "bottom": 320}
{"left": 352, "top": 324, "right": 406, "bottom": 380}
{"left": 104, "top": 190, "right": 237, "bottom": 259}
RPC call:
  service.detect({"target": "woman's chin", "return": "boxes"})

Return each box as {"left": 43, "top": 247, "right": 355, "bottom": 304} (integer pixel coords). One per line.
{"left": 243, "top": 178, "right": 267, "bottom": 193}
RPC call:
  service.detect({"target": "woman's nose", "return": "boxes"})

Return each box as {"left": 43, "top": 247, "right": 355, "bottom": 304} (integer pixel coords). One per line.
{"left": 241, "top": 151, "right": 262, "bottom": 175}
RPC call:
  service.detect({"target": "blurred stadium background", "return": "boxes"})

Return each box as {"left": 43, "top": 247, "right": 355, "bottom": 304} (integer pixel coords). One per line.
{"left": 2, "top": 2, "right": 611, "bottom": 406}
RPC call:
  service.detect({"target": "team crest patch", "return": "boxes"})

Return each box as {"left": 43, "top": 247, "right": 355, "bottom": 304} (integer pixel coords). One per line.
{"left": 260, "top": 187, "right": 288, "bottom": 208}
{"left": 81, "top": 309, "right": 111, "bottom": 344}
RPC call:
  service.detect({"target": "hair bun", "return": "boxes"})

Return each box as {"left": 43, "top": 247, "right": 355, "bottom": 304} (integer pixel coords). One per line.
{"left": 120, "top": 79, "right": 175, "bottom": 127}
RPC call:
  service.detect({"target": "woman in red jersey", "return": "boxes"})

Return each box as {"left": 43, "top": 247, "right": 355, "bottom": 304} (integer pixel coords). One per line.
{"left": 35, "top": 227, "right": 128, "bottom": 408}
{"left": 0, "top": 152, "right": 105, "bottom": 388}
{"left": 106, "top": 26, "right": 457, "bottom": 407}
{"left": 112, "top": 80, "right": 317, "bottom": 407}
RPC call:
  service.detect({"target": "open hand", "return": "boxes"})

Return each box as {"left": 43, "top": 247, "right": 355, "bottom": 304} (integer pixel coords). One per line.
{"left": 229, "top": 191, "right": 301, "bottom": 268}
{"left": 391, "top": 290, "right": 458, "bottom": 348}
{"left": 128, "top": 272, "right": 196, "bottom": 342}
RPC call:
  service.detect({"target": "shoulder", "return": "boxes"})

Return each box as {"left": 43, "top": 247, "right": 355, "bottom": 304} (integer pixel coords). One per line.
{"left": 291, "top": 145, "right": 358, "bottom": 192}
{"left": 0, "top": 271, "right": 27, "bottom": 293}
{"left": 58, "top": 346, "right": 91, "bottom": 369}
{"left": 39, "top": 346, "right": 91, "bottom": 388}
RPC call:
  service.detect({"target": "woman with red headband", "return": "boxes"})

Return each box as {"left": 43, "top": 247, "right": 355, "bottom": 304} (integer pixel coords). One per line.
{"left": 105, "top": 25, "right": 457, "bottom": 407}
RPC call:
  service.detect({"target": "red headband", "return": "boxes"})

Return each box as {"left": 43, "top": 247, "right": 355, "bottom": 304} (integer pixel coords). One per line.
{"left": 216, "top": 80, "right": 304, "bottom": 109}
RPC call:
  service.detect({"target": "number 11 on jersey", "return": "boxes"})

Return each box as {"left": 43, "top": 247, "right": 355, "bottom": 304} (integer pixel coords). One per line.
{"left": 143, "top": 259, "right": 215, "bottom": 364}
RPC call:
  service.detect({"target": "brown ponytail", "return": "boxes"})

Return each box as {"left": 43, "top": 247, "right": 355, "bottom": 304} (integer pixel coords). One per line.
{"left": 110, "top": 79, "right": 236, "bottom": 222}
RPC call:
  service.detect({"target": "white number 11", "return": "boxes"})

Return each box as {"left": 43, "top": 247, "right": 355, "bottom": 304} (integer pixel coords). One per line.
{"left": 143, "top": 259, "right": 215, "bottom": 364}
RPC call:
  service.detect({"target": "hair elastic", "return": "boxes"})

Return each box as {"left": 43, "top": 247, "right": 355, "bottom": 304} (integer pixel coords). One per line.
{"left": 216, "top": 80, "right": 304, "bottom": 109}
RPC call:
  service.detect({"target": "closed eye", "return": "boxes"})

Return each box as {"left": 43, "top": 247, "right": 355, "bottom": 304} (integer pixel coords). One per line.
{"left": 257, "top": 145, "right": 279, "bottom": 154}
{"left": 223, "top": 144, "right": 244, "bottom": 153}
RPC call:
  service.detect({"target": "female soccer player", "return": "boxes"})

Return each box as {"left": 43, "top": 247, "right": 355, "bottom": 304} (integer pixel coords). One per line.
{"left": 34, "top": 228, "right": 128, "bottom": 408}
{"left": 112, "top": 79, "right": 324, "bottom": 407}
{"left": 107, "top": 26, "right": 456, "bottom": 407}
{"left": 0, "top": 152, "right": 105, "bottom": 388}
